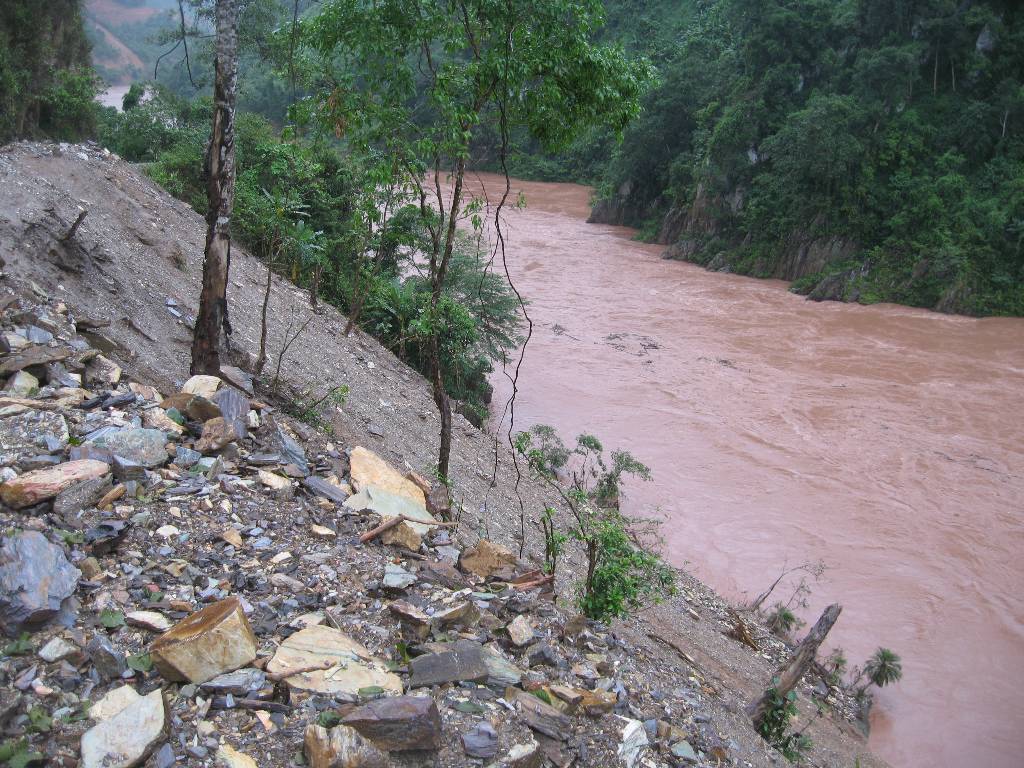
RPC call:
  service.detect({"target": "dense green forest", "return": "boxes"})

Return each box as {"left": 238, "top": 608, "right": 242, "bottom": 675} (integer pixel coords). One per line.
{"left": 588, "top": 0, "right": 1024, "bottom": 316}
{"left": 0, "top": 0, "right": 650, "bottom": 429}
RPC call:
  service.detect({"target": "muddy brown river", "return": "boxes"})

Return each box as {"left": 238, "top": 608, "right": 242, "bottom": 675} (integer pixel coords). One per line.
{"left": 476, "top": 174, "right": 1024, "bottom": 768}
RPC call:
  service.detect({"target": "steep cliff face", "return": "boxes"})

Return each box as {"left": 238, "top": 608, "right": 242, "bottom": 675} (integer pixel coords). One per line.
{"left": 0, "top": 0, "right": 96, "bottom": 142}
{"left": 600, "top": 181, "right": 864, "bottom": 300}
{"left": 585, "top": 180, "right": 654, "bottom": 227}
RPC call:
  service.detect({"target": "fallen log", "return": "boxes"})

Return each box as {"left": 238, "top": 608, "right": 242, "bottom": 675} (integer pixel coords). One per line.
{"left": 748, "top": 603, "right": 842, "bottom": 730}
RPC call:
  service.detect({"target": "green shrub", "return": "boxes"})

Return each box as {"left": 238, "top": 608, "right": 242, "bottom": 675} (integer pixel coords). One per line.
{"left": 767, "top": 604, "right": 803, "bottom": 637}
{"left": 576, "top": 506, "right": 676, "bottom": 621}
{"left": 757, "top": 682, "right": 812, "bottom": 762}
{"left": 515, "top": 425, "right": 675, "bottom": 622}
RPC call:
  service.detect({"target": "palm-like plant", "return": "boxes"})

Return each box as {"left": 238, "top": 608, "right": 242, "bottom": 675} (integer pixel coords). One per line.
{"left": 864, "top": 648, "right": 903, "bottom": 688}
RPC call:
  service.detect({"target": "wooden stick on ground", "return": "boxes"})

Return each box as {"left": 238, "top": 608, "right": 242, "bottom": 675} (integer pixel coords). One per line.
{"left": 748, "top": 603, "right": 842, "bottom": 730}
{"left": 511, "top": 574, "right": 555, "bottom": 591}
{"left": 358, "top": 515, "right": 457, "bottom": 544}
{"left": 266, "top": 660, "right": 332, "bottom": 683}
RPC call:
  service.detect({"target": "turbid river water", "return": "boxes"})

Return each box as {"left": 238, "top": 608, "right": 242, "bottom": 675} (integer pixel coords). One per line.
{"left": 477, "top": 173, "right": 1024, "bottom": 768}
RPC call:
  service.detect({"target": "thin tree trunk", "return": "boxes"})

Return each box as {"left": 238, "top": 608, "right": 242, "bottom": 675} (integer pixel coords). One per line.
{"left": 255, "top": 260, "right": 273, "bottom": 376}
{"left": 191, "top": 0, "right": 240, "bottom": 376}
{"left": 429, "top": 154, "right": 467, "bottom": 481}
{"left": 431, "top": 333, "right": 453, "bottom": 480}
{"left": 748, "top": 604, "right": 842, "bottom": 730}
{"left": 933, "top": 48, "right": 939, "bottom": 95}
{"left": 310, "top": 263, "right": 321, "bottom": 309}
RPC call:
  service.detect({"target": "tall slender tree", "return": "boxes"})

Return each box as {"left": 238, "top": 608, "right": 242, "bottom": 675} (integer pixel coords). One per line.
{"left": 191, "top": 0, "right": 241, "bottom": 375}
{"left": 307, "top": 0, "right": 651, "bottom": 480}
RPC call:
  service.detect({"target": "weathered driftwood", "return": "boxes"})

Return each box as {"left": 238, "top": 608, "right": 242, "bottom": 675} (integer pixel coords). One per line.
{"left": 748, "top": 603, "right": 842, "bottom": 729}
{"left": 728, "top": 609, "right": 759, "bottom": 651}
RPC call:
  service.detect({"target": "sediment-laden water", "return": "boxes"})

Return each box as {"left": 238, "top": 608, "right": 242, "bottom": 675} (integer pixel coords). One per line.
{"left": 479, "top": 173, "right": 1024, "bottom": 768}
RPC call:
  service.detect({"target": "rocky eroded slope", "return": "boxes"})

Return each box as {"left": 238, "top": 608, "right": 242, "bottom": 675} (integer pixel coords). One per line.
{"left": 0, "top": 141, "right": 887, "bottom": 768}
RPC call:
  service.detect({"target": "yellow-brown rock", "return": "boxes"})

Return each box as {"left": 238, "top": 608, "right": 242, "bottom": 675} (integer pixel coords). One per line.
{"left": 181, "top": 374, "right": 222, "bottom": 398}
{"left": 195, "top": 417, "right": 238, "bottom": 454}
{"left": 349, "top": 447, "right": 425, "bottom": 506}
{"left": 150, "top": 597, "right": 257, "bottom": 683}
{"left": 266, "top": 625, "right": 402, "bottom": 698}
{"left": 304, "top": 724, "right": 388, "bottom": 768}
{"left": 459, "top": 539, "right": 516, "bottom": 579}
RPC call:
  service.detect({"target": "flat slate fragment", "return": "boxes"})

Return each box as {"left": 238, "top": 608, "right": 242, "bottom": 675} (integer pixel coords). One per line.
{"left": 342, "top": 695, "right": 443, "bottom": 751}
{"left": 302, "top": 475, "right": 348, "bottom": 505}
{"left": 409, "top": 640, "right": 490, "bottom": 688}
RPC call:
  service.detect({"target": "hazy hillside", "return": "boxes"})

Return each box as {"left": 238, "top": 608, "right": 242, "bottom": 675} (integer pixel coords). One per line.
{"left": 84, "top": 0, "right": 177, "bottom": 85}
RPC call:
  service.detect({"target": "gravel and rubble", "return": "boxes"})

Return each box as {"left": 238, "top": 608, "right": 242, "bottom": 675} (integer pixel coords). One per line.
{"left": 0, "top": 141, "right": 887, "bottom": 768}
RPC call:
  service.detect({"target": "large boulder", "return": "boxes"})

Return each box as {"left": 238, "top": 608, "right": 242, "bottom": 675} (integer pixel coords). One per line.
{"left": 0, "top": 530, "right": 81, "bottom": 635}
{"left": 459, "top": 539, "right": 517, "bottom": 579}
{"left": 349, "top": 447, "right": 425, "bottom": 506}
{"left": 0, "top": 459, "right": 109, "bottom": 509}
{"left": 409, "top": 640, "right": 490, "bottom": 688}
{"left": 266, "top": 625, "right": 402, "bottom": 698}
{"left": 101, "top": 429, "right": 168, "bottom": 468}
{"left": 195, "top": 417, "right": 238, "bottom": 454}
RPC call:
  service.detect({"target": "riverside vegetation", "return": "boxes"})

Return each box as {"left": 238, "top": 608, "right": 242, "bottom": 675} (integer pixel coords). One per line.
{"left": 0, "top": 0, "right": 910, "bottom": 764}
{"left": 581, "top": 0, "right": 1024, "bottom": 316}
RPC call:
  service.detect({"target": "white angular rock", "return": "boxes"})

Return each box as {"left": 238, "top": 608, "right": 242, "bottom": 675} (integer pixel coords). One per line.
{"left": 39, "top": 636, "right": 79, "bottom": 663}
{"left": 6, "top": 370, "right": 39, "bottom": 397}
{"left": 617, "top": 717, "right": 649, "bottom": 768}
{"left": 506, "top": 615, "right": 534, "bottom": 647}
{"left": 80, "top": 688, "right": 167, "bottom": 768}
{"left": 259, "top": 470, "right": 291, "bottom": 491}
{"left": 266, "top": 625, "right": 402, "bottom": 698}
{"left": 181, "top": 375, "right": 222, "bottom": 398}
{"left": 89, "top": 685, "right": 143, "bottom": 722}
{"left": 125, "top": 610, "right": 172, "bottom": 633}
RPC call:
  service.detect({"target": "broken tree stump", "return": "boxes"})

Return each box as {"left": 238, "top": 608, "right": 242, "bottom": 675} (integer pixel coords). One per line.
{"left": 748, "top": 603, "right": 842, "bottom": 730}
{"left": 60, "top": 208, "right": 88, "bottom": 242}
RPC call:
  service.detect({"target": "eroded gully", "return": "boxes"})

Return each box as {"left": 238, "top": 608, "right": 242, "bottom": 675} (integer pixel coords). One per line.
{"left": 475, "top": 173, "right": 1024, "bottom": 768}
